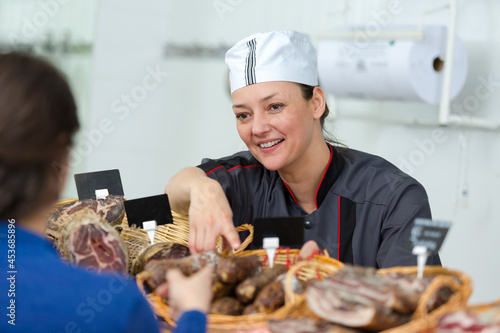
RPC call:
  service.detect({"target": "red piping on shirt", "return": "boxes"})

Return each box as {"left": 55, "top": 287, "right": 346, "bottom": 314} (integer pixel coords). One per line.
{"left": 206, "top": 165, "right": 224, "bottom": 175}
{"left": 337, "top": 196, "right": 341, "bottom": 261}
{"left": 284, "top": 144, "right": 334, "bottom": 208}
{"left": 227, "top": 164, "right": 262, "bottom": 172}
{"left": 282, "top": 181, "right": 299, "bottom": 206}
{"left": 315, "top": 144, "right": 334, "bottom": 209}
{"left": 205, "top": 164, "right": 261, "bottom": 175}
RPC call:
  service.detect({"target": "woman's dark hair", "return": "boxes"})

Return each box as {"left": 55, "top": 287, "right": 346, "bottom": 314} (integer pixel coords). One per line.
{"left": 0, "top": 52, "right": 79, "bottom": 219}
{"left": 297, "top": 83, "right": 341, "bottom": 146}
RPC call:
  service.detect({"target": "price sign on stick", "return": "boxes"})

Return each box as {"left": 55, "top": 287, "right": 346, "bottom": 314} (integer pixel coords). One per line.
{"left": 408, "top": 218, "right": 451, "bottom": 254}
{"left": 124, "top": 194, "right": 173, "bottom": 228}
{"left": 406, "top": 218, "right": 451, "bottom": 279}
{"left": 124, "top": 194, "right": 174, "bottom": 244}
{"left": 251, "top": 217, "right": 305, "bottom": 249}
{"left": 74, "top": 169, "right": 124, "bottom": 200}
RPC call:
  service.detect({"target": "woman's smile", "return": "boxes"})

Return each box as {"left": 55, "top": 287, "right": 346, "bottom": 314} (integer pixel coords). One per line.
{"left": 257, "top": 138, "right": 284, "bottom": 150}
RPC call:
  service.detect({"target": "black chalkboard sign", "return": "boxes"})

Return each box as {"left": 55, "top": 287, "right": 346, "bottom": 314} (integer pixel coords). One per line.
{"left": 251, "top": 217, "right": 305, "bottom": 249}
{"left": 124, "top": 194, "right": 173, "bottom": 228}
{"left": 405, "top": 218, "right": 451, "bottom": 254}
{"left": 74, "top": 169, "right": 124, "bottom": 200}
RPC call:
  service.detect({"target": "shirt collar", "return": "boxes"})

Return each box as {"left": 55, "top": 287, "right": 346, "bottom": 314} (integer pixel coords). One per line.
{"left": 283, "top": 143, "right": 346, "bottom": 209}
{"left": 315, "top": 144, "right": 345, "bottom": 208}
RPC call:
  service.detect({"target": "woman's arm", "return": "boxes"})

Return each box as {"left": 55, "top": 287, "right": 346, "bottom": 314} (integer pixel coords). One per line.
{"left": 165, "top": 167, "right": 241, "bottom": 253}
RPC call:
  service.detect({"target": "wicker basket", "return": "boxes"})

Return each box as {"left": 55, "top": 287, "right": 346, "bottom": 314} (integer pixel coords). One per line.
{"left": 460, "top": 298, "right": 500, "bottom": 314}
{"left": 275, "top": 265, "right": 473, "bottom": 333}
{"left": 428, "top": 298, "right": 500, "bottom": 332}
{"left": 51, "top": 199, "right": 473, "bottom": 332}
{"left": 51, "top": 198, "right": 253, "bottom": 254}
{"left": 377, "top": 266, "right": 473, "bottom": 333}
{"left": 51, "top": 199, "right": 191, "bottom": 245}
{"left": 146, "top": 249, "right": 343, "bottom": 332}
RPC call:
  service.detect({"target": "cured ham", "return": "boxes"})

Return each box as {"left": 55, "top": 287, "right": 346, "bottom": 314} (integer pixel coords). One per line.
{"left": 58, "top": 209, "right": 128, "bottom": 274}
{"left": 306, "top": 265, "right": 454, "bottom": 331}
{"left": 306, "top": 277, "right": 411, "bottom": 331}
{"left": 46, "top": 195, "right": 125, "bottom": 242}
{"left": 438, "top": 303, "right": 500, "bottom": 333}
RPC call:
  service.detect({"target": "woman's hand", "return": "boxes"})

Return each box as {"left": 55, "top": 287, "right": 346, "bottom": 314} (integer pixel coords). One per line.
{"left": 188, "top": 177, "right": 241, "bottom": 253}
{"left": 298, "top": 240, "right": 320, "bottom": 260}
{"left": 165, "top": 167, "right": 241, "bottom": 254}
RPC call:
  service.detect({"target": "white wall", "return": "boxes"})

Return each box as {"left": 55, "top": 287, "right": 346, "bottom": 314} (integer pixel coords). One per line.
{"left": 0, "top": 0, "right": 99, "bottom": 179}
{"left": 3, "top": 0, "right": 498, "bottom": 303}
{"left": 84, "top": 0, "right": 500, "bottom": 303}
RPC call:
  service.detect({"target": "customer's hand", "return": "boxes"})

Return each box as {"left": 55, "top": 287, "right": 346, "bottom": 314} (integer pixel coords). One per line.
{"left": 157, "top": 266, "right": 213, "bottom": 317}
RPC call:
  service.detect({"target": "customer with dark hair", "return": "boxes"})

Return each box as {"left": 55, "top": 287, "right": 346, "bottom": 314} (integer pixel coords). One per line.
{"left": 0, "top": 52, "right": 159, "bottom": 333}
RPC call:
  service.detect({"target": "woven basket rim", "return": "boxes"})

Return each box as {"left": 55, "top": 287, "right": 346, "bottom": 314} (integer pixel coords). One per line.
{"left": 53, "top": 199, "right": 473, "bottom": 333}
{"left": 377, "top": 266, "right": 473, "bottom": 333}
{"left": 52, "top": 198, "right": 254, "bottom": 253}
{"left": 141, "top": 249, "right": 343, "bottom": 330}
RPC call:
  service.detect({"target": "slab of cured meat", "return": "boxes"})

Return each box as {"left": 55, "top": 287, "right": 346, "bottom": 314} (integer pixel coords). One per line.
{"left": 306, "top": 265, "right": 452, "bottom": 331}
{"left": 46, "top": 195, "right": 125, "bottom": 243}
{"left": 58, "top": 208, "right": 128, "bottom": 274}
{"left": 437, "top": 302, "right": 500, "bottom": 332}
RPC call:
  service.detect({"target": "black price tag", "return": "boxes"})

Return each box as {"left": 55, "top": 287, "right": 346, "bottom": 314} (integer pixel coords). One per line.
{"left": 405, "top": 218, "right": 451, "bottom": 254}
{"left": 124, "top": 194, "right": 173, "bottom": 228}
{"left": 74, "top": 169, "right": 124, "bottom": 200}
{"left": 251, "top": 217, "right": 305, "bottom": 249}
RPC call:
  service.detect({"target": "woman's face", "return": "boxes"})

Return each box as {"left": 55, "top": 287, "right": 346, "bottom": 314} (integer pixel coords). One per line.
{"left": 232, "top": 81, "right": 324, "bottom": 171}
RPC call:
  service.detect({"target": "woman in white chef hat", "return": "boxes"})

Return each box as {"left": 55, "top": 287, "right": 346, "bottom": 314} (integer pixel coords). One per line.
{"left": 165, "top": 30, "right": 441, "bottom": 269}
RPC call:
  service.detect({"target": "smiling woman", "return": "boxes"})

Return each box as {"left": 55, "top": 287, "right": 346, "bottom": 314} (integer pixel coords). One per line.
{"left": 164, "top": 30, "right": 441, "bottom": 270}
{"left": 231, "top": 81, "right": 328, "bottom": 177}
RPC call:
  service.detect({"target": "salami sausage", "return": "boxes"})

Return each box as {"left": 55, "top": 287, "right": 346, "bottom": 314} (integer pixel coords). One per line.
{"left": 217, "top": 254, "right": 262, "bottom": 283}
{"left": 212, "top": 276, "right": 236, "bottom": 300}
{"left": 236, "top": 264, "right": 287, "bottom": 304}
{"left": 139, "top": 250, "right": 221, "bottom": 291}
{"left": 131, "top": 242, "right": 190, "bottom": 275}
{"left": 210, "top": 297, "right": 244, "bottom": 316}
{"left": 252, "top": 275, "right": 285, "bottom": 314}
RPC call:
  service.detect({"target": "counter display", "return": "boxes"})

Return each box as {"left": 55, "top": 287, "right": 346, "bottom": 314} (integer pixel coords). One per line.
{"left": 45, "top": 198, "right": 476, "bottom": 333}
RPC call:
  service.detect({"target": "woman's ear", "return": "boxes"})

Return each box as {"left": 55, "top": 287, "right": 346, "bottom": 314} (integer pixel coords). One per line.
{"left": 311, "top": 87, "right": 326, "bottom": 120}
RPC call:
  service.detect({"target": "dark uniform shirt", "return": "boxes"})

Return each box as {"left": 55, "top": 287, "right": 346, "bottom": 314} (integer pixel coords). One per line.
{"left": 198, "top": 144, "right": 441, "bottom": 268}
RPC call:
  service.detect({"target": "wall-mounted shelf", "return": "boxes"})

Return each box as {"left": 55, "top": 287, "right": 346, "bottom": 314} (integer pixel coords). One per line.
{"left": 163, "top": 42, "right": 231, "bottom": 59}
{"left": 0, "top": 33, "right": 92, "bottom": 55}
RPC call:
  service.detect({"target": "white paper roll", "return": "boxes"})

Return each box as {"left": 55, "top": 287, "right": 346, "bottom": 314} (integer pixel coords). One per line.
{"left": 317, "top": 26, "right": 468, "bottom": 105}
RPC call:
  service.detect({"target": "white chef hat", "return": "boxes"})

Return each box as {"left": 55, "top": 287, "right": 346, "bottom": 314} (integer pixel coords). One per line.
{"left": 225, "top": 30, "right": 319, "bottom": 94}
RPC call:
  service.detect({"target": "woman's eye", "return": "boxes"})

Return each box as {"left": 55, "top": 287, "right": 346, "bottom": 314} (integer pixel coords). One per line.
{"left": 236, "top": 113, "right": 249, "bottom": 120}
{"left": 269, "top": 104, "right": 283, "bottom": 111}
